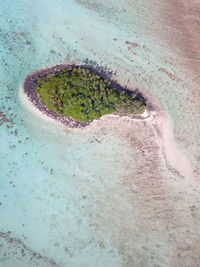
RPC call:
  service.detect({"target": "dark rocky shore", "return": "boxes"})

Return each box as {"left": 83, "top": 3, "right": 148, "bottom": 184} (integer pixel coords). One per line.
{"left": 23, "top": 64, "right": 150, "bottom": 128}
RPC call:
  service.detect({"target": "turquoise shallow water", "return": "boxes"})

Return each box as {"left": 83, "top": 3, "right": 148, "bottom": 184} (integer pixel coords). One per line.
{"left": 1, "top": 0, "right": 200, "bottom": 266}
{"left": 0, "top": 2, "right": 136, "bottom": 265}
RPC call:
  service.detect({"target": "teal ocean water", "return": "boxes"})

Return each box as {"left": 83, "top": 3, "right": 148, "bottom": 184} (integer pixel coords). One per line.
{"left": 1, "top": 0, "right": 200, "bottom": 266}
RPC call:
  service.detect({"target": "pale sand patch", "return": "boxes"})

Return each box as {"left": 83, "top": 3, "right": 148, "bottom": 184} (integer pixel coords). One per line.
{"left": 140, "top": 108, "right": 150, "bottom": 118}
{"left": 152, "top": 112, "right": 194, "bottom": 179}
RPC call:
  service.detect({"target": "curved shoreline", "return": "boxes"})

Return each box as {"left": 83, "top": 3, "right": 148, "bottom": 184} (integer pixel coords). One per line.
{"left": 21, "top": 64, "right": 151, "bottom": 128}
{"left": 20, "top": 64, "right": 193, "bottom": 178}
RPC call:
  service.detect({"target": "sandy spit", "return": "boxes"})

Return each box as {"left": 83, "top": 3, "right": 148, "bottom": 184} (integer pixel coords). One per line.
{"left": 19, "top": 81, "right": 193, "bottom": 180}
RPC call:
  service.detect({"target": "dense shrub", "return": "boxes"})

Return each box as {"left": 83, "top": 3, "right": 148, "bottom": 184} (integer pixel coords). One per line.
{"left": 36, "top": 66, "right": 146, "bottom": 122}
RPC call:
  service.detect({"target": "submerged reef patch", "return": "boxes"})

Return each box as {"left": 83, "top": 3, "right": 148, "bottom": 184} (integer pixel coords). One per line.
{"left": 23, "top": 64, "right": 147, "bottom": 127}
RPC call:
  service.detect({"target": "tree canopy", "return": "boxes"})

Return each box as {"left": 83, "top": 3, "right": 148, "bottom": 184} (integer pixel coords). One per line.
{"left": 36, "top": 66, "right": 146, "bottom": 122}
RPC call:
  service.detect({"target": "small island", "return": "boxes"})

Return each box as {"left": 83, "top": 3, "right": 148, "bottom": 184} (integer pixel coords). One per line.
{"left": 23, "top": 64, "right": 147, "bottom": 127}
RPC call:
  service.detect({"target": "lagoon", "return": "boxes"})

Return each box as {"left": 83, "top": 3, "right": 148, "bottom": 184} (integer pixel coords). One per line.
{"left": 1, "top": 0, "right": 200, "bottom": 266}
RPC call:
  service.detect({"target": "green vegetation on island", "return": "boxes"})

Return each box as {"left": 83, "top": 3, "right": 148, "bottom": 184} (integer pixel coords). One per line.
{"left": 36, "top": 66, "right": 146, "bottom": 122}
